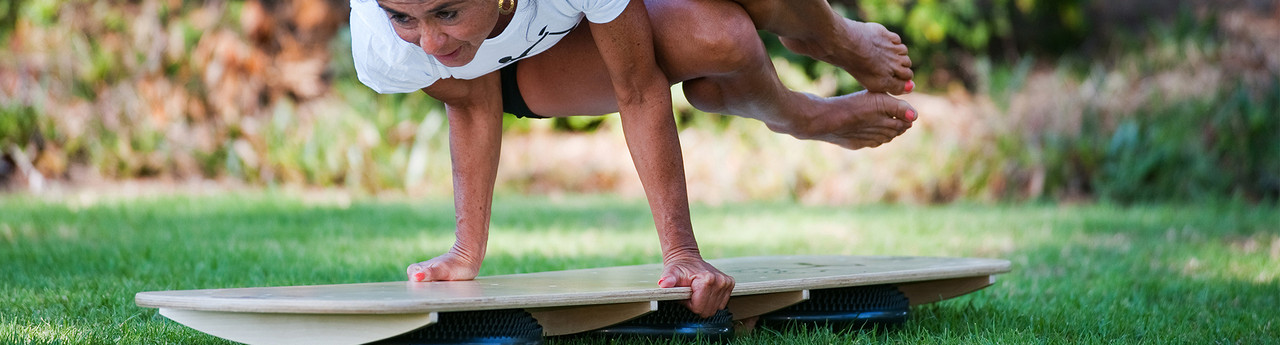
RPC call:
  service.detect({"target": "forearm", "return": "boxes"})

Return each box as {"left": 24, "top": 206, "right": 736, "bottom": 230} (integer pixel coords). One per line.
{"left": 591, "top": 0, "right": 702, "bottom": 263}
{"left": 616, "top": 83, "right": 701, "bottom": 263}
{"left": 445, "top": 104, "right": 504, "bottom": 262}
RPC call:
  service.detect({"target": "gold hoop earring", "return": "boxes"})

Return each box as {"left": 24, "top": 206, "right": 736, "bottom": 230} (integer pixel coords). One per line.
{"left": 498, "top": 0, "right": 514, "bottom": 15}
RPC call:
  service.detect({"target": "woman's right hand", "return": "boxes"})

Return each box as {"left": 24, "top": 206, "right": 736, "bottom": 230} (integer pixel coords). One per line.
{"left": 406, "top": 250, "right": 483, "bottom": 282}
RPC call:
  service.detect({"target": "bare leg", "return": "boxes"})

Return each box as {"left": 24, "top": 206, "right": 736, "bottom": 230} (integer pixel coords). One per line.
{"left": 731, "top": 0, "right": 915, "bottom": 95}
{"left": 517, "top": 0, "right": 916, "bottom": 150}
{"left": 663, "top": 0, "right": 914, "bottom": 149}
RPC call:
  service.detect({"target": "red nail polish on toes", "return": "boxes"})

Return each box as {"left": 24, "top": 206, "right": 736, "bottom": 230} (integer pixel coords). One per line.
{"left": 905, "top": 80, "right": 915, "bottom": 93}
{"left": 414, "top": 272, "right": 426, "bottom": 281}
{"left": 906, "top": 109, "right": 917, "bottom": 121}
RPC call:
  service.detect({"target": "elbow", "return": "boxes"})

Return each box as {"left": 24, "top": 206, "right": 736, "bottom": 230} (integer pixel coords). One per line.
{"left": 614, "top": 72, "right": 671, "bottom": 110}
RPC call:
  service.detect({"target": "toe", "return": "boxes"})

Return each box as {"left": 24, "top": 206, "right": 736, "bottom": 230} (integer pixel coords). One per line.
{"left": 849, "top": 134, "right": 887, "bottom": 149}
{"left": 902, "top": 104, "right": 918, "bottom": 123}
{"left": 876, "top": 93, "right": 916, "bottom": 122}
{"left": 856, "top": 125, "right": 902, "bottom": 140}
{"left": 896, "top": 65, "right": 915, "bottom": 80}
{"left": 882, "top": 77, "right": 907, "bottom": 95}
{"left": 887, "top": 70, "right": 914, "bottom": 95}
{"left": 890, "top": 41, "right": 909, "bottom": 55}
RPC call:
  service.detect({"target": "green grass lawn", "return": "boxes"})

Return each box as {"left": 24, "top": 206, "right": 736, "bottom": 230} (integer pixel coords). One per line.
{"left": 1, "top": 192, "right": 1277, "bottom": 344}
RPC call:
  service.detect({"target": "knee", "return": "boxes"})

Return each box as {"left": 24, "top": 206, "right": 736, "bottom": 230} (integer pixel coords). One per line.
{"left": 693, "top": 15, "right": 759, "bottom": 72}
{"left": 662, "top": 2, "right": 761, "bottom": 75}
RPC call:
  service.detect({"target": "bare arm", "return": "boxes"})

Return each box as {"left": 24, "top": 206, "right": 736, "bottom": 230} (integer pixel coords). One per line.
{"left": 589, "top": 0, "right": 734, "bottom": 317}
{"left": 406, "top": 75, "right": 504, "bottom": 282}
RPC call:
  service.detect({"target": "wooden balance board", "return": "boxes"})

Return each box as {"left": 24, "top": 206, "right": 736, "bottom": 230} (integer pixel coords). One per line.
{"left": 136, "top": 255, "right": 1010, "bottom": 345}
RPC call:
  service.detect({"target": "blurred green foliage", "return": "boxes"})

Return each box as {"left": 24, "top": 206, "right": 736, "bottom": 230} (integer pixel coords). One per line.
{"left": 1094, "top": 81, "right": 1280, "bottom": 203}
{"left": 953, "top": 67, "right": 1280, "bottom": 203}
{"left": 1, "top": 0, "right": 1276, "bottom": 204}
{"left": 0, "top": 0, "right": 19, "bottom": 37}
{"left": 0, "top": 105, "right": 38, "bottom": 148}
{"left": 844, "top": 0, "right": 1087, "bottom": 72}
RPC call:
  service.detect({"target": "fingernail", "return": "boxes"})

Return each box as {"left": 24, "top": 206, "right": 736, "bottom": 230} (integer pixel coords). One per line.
{"left": 906, "top": 109, "right": 916, "bottom": 121}
{"left": 413, "top": 272, "right": 426, "bottom": 281}
{"left": 905, "top": 80, "right": 915, "bottom": 93}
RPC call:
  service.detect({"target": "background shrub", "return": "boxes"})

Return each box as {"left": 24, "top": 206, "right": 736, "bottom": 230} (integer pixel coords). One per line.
{"left": 0, "top": 0, "right": 1275, "bottom": 204}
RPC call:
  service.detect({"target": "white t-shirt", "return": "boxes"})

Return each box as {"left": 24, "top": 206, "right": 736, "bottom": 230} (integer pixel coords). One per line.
{"left": 350, "top": 0, "right": 629, "bottom": 94}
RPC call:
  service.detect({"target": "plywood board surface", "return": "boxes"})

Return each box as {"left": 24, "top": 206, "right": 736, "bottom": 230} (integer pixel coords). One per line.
{"left": 136, "top": 256, "right": 1009, "bottom": 315}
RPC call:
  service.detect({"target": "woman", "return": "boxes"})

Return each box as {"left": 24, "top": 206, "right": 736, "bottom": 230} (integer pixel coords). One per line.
{"left": 350, "top": 0, "right": 918, "bottom": 317}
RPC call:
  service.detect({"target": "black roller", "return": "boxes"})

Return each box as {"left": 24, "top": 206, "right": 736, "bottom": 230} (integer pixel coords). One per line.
{"left": 373, "top": 309, "right": 543, "bottom": 345}
{"left": 759, "top": 284, "right": 909, "bottom": 332}
{"left": 575, "top": 301, "right": 733, "bottom": 342}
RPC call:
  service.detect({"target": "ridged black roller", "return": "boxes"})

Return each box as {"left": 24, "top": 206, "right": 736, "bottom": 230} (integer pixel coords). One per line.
{"left": 575, "top": 301, "right": 733, "bottom": 342}
{"left": 759, "top": 284, "right": 909, "bottom": 331}
{"left": 373, "top": 309, "right": 543, "bottom": 345}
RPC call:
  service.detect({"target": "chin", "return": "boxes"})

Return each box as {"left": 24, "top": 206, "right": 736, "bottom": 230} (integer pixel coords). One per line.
{"left": 437, "top": 59, "right": 473, "bottom": 68}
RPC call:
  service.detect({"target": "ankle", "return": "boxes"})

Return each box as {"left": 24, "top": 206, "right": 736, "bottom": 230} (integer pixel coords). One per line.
{"left": 817, "top": 14, "right": 854, "bottom": 44}
{"left": 780, "top": 36, "right": 835, "bottom": 61}
{"left": 767, "top": 95, "right": 825, "bottom": 139}
{"left": 781, "top": 18, "right": 852, "bottom": 60}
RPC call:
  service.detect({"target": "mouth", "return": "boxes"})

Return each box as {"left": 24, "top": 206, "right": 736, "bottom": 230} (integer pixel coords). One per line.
{"left": 433, "top": 47, "right": 464, "bottom": 65}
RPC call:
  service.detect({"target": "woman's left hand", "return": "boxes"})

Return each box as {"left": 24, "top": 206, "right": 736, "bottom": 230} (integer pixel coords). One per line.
{"left": 658, "top": 255, "right": 736, "bottom": 318}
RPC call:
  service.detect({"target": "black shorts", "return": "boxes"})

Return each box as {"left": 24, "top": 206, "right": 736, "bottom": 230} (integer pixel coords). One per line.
{"left": 499, "top": 62, "right": 547, "bottom": 119}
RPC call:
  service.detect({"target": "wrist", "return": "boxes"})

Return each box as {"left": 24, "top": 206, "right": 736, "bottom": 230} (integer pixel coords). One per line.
{"left": 448, "top": 242, "right": 486, "bottom": 266}
{"left": 661, "top": 245, "right": 703, "bottom": 265}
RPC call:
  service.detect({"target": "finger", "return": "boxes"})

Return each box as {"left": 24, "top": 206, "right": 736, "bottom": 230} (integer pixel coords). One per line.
{"left": 657, "top": 269, "right": 686, "bottom": 288}
{"left": 712, "top": 275, "right": 734, "bottom": 311}
{"left": 407, "top": 264, "right": 426, "bottom": 282}
{"left": 688, "top": 273, "right": 720, "bottom": 318}
{"left": 423, "top": 262, "right": 445, "bottom": 281}
{"left": 699, "top": 274, "right": 736, "bottom": 317}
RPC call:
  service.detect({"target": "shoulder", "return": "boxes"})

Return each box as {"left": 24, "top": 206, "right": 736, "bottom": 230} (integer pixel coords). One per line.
{"left": 542, "top": 0, "right": 629, "bottom": 23}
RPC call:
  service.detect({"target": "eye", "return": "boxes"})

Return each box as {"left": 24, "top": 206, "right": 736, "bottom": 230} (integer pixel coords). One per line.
{"left": 388, "top": 12, "right": 415, "bottom": 25}
{"left": 435, "top": 10, "right": 457, "bottom": 21}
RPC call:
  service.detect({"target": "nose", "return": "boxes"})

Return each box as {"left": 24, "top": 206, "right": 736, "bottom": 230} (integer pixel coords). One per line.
{"left": 417, "top": 26, "right": 450, "bottom": 56}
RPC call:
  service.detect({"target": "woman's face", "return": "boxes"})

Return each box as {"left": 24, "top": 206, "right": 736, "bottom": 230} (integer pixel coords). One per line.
{"left": 377, "top": 0, "right": 499, "bottom": 67}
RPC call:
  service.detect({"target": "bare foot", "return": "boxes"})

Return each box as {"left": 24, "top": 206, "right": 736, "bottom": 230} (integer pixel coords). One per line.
{"left": 770, "top": 91, "right": 917, "bottom": 150}
{"left": 406, "top": 251, "right": 482, "bottom": 282}
{"left": 779, "top": 19, "right": 914, "bottom": 95}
